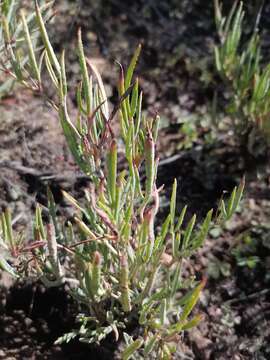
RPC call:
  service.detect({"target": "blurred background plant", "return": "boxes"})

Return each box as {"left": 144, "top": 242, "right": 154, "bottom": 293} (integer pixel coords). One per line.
{"left": 0, "top": 0, "right": 52, "bottom": 98}
{"left": 0, "top": 2, "right": 244, "bottom": 358}
{"left": 214, "top": 0, "right": 270, "bottom": 156}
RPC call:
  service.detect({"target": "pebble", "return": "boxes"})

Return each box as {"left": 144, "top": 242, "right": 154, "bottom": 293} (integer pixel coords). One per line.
{"left": 4, "top": 326, "right": 15, "bottom": 334}
{"left": 7, "top": 349, "right": 17, "bottom": 355}
{"left": 13, "top": 309, "right": 24, "bottom": 317}
{"left": 53, "top": 346, "right": 62, "bottom": 353}
{"left": 6, "top": 188, "right": 20, "bottom": 201}
{"left": 21, "top": 345, "right": 30, "bottom": 352}
{"left": 13, "top": 337, "right": 22, "bottom": 344}
{"left": 41, "top": 322, "right": 49, "bottom": 334}
{"left": 24, "top": 317, "right": 33, "bottom": 328}
{"left": 28, "top": 327, "right": 37, "bottom": 334}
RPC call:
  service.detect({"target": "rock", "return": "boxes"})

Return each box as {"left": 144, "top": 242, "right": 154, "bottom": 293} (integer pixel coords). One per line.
{"left": 28, "top": 327, "right": 37, "bottom": 334}
{"left": 4, "top": 326, "right": 15, "bottom": 334}
{"left": 20, "top": 345, "right": 31, "bottom": 355}
{"left": 13, "top": 337, "right": 22, "bottom": 344}
{"left": 24, "top": 317, "right": 33, "bottom": 328}
{"left": 189, "top": 328, "right": 213, "bottom": 360}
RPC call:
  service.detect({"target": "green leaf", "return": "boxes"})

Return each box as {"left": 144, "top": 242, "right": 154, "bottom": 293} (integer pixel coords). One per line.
{"left": 125, "top": 44, "right": 142, "bottom": 90}
{"left": 35, "top": 204, "right": 46, "bottom": 240}
{"left": 20, "top": 9, "right": 41, "bottom": 83}
{"left": 86, "top": 58, "right": 109, "bottom": 119}
{"left": 60, "top": 50, "right": 68, "bottom": 99}
{"left": 182, "top": 314, "right": 203, "bottom": 331}
{"left": 0, "top": 257, "right": 19, "bottom": 278}
{"left": 4, "top": 208, "right": 15, "bottom": 251}
{"left": 159, "top": 298, "right": 167, "bottom": 325}
{"left": 77, "top": 28, "right": 92, "bottom": 115}
{"left": 122, "top": 338, "right": 144, "bottom": 360}
{"left": 35, "top": 0, "right": 60, "bottom": 74}
{"left": 183, "top": 214, "right": 196, "bottom": 250}
{"left": 175, "top": 205, "right": 187, "bottom": 232}
{"left": 191, "top": 209, "right": 213, "bottom": 251}
{"left": 179, "top": 278, "right": 206, "bottom": 323}
{"left": 169, "top": 279, "right": 206, "bottom": 335}
{"left": 107, "top": 139, "right": 117, "bottom": 206}
{"left": 130, "top": 78, "right": 139, "bottom": 117}
{"left": 170, "top": 179, "right": 177, "bottom": 233}
{"left": 144, "top": 334, "right": 158, "bottom": 355}
{"left": 170, "top": 262, "right": 182, "bottom": 297}
{"left": 58, "top": 105, "right": 90, "bottom": 174}
{"left": 44, "top": 50, "right": 59, "bottom": 88}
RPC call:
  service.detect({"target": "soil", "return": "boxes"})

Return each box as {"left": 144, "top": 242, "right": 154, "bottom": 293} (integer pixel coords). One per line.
{"left": 1, "top": 0, "right": 270, "bottom": 359}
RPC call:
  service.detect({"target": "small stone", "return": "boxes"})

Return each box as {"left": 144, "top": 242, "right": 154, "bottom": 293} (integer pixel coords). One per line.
{"left": 7, "top": 188, "right": 20, "bottom": 201}
{"left": 4, "top": 326, "right": 15, "bottom": 334}
{"left": 28, "top": 327, "right": 37, "bottom": 334}
{"left": 21, "top": 345, "right": 32, "bottom": 357}
{"left": 20, "top": 345, "right": 29, "bottom": 352}
{"left": 24, "top": 317, "right": 33, "bottom": 328}
{"left": 14, "top": 309, "right": 24, "bottom": 317}
{"left": 41, "top": 322, "right": 49, "bottom": 334}
{"left": 52, "top": 346, "right": 62, "bottom": 353}
{"left": 13, "top": 338, "right": 22, "bottom": 344}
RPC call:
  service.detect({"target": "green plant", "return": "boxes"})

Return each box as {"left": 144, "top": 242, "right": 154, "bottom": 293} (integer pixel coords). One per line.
{"left": 232, "top": 232, "right": 261, "bottom": 269}
{"left": 214, "top": 0, "right": 270, "bottom": 154}
{"left": 0, "top": 2, "right": 244, "bottom": 358}
{"left": 0, "top": 0, "right": 51, "bottom": 97}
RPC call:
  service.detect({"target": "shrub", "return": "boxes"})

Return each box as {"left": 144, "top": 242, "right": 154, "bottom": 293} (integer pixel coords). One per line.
{"left": 214, "top": 0, "right": 270, "bottom": 154}
{"left": 0, "top": 1, "right": 244, "bottom": 358}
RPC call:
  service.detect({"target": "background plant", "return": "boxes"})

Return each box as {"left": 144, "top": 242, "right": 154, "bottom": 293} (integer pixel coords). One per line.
{"left": 0, "top": 1, "right": 244, "bottom": 358}
{"left": 0, "top": 0, "right": 51, "bottom": 97}
{"left": 214, "top": 0, "right": 270, "bottom": 154}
